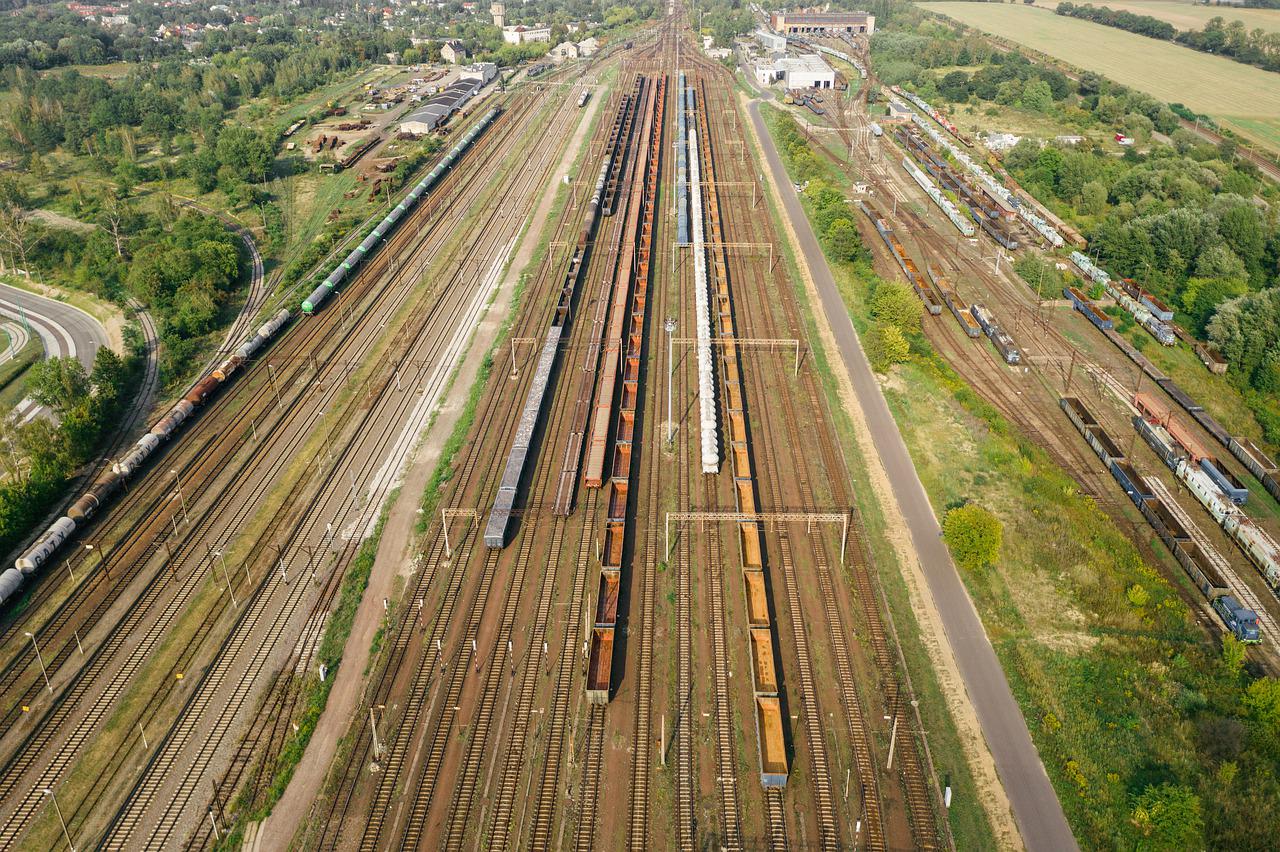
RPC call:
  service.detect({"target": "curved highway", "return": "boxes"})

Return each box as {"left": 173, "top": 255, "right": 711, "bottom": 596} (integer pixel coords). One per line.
{"left": 0, "top": 283, "right": 110, "bottom": 422}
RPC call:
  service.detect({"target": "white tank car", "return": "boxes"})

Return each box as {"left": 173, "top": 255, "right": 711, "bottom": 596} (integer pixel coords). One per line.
{"left": 17, "top": 516, "right": 76, "bottom": 573}
{"left": 1178, "top": 460, "right": 1235, "bottom": 524}
{"left": 1224, "top": 515, "right": 1280, "bottom": 590}
{"left": 150, "top": 400, "right": 195, "bottom": 439}
{"left": 119, "top": 432, "right": 162, "bottom": 471}
{"left": 0, "top": 569, "right": 23, "bottom": 605}
{"left": 257, "top": 308, "right": 291, "bottom": 340}
{"left": 113, "top": 433, "right": 161, "bottom": 476}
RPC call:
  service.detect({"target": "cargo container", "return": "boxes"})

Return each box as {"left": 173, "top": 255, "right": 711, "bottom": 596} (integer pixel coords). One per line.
{"left": 749, "top": 628, "right": 779, "bottom": 694}
{"left": 1064, "top": 286, "right": 1113, "bottom": 330}
{"left": 1110, "top": 459, "right": 1153, "bottom": 506}
{"left": 1177, "top": 542, "right": 1230, "bottom": 601}
{"left": 755, "top": 696, "right": 789, "bottom": 787}
{"left": 586, "top": 627, "right": 614, "bottom": 704}
{"left": 1085, "top": 425, "right": 1124, "bottom": 467}
{"left": 1060, "top": 397, "right": 1098, "bottom": 433}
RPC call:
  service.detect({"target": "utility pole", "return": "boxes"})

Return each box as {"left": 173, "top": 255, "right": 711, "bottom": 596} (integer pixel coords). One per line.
{"left": 25, "top": 632, "right": 50, "bottom": 693}
{"left": 170, "top": 469, "right": 188, "bottom": 523}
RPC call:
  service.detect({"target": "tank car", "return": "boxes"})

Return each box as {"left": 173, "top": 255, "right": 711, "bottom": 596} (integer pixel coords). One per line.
{"left": 184, "top": 375, "right": 222, "bottom": 406}
{"left": 0, "top": 568, "right": 23, "bottom": 605}
{"left": 68, "top": 473, "right": 123, "bottom": 522}
{"left": 17, "top": 516, "right": 76, "bottom": 573}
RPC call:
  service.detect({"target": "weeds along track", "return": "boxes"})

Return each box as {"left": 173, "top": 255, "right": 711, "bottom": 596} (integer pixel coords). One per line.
{"left": 0, "top": 98, "right": 550, "bottom": 849}
{"left": 91, "top": 92, "right": 571, "bottom": 850}
{"left": 694, "top": 60, "right": 946, "bottom": 849}
{"left": 309, "top": 67, "right": 633, "bottom": 851}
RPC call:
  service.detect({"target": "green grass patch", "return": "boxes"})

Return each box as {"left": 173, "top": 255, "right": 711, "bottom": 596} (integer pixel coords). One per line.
{"left": 0, "top": 336, "right": 43, "bottom": 412}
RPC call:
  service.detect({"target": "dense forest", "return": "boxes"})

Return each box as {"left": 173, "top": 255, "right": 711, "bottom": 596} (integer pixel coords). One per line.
{"left": 1056, "top": 2, "right": 1280, "bottom": 74}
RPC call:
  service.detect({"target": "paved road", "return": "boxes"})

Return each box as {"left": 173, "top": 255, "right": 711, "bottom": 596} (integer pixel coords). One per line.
{"left": 0, "top": 283, "right": 110, "bottom": 422}
{"left": 747, "top": 99, "right": 1078, "bottom": 852}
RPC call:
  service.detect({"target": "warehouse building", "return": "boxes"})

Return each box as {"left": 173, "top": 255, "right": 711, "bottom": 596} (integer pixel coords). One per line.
{"left": 458, "top": 61, "right": 498, "bottom": 85}
{"left": 398, "top": 78, "right": 483, "bottom": 135}
{"left": 754, "top": 53, "right": 835, "bottom": 89}
{"left": 769, "top": 9, "right": 875, "bottom": 36}
{"left": 755, "top": 28, "right": 786, "bottom": 53}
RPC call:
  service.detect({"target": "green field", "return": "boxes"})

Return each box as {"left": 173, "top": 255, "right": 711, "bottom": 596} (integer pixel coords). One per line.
{"left": 1079, "top": 0, "right": 1280, "bottom": 34}
{"left": 919, "top": 2, "right": 1280, "bottom": 153}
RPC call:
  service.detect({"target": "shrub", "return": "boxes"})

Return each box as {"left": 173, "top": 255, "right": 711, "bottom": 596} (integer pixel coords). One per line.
{"left": 864, "top": 322, "right": 909, "bottom": 372}
{"left": 942, "top": 503, "right": 1003, "bottom": 570}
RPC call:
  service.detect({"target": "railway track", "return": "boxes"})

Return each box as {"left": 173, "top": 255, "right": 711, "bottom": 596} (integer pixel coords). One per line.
{"left": 101, "top": 165, "right": 540, "bottom": 849}
{"left": 698, "top": 56, "right": 949, "bottom": 849}
{"left": 309, "top": 65, "right": 628, "bottom": 850}
{"left": 1, "top": 89, "right": 560, "bottom": 839}
{"left": 0, "top": 96, "right": 542, "bottom": 734}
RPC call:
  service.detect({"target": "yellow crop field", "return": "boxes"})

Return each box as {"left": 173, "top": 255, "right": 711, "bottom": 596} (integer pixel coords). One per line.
{"left": 1080, "top": 0, "right": 1280, "bottom": 35}
{"left": 919, "top": 2, "right": 1280, "bottom": 154}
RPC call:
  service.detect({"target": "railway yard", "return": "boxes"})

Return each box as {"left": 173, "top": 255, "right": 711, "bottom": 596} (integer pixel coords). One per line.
{"left": 1, "top": 6, "right": 1279, "bottom": 852}
{"left": 776, "top": 26, "right": 1280, "bottom": 679}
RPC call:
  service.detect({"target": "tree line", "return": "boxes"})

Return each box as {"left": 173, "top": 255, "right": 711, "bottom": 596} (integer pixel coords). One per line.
{"left": 1056, "top": 2, "right": 1280, "bottom": 74}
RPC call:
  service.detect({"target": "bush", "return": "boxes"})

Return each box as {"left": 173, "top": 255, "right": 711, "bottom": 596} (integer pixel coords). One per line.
{"left": 864, "top": 322, "right": 910, "bottom": 372}
{"left": 870, "top": 280, "right": 923, "bottom": 332}
{"left": 942, "top": 503, "right": 1003, "bottom": 570}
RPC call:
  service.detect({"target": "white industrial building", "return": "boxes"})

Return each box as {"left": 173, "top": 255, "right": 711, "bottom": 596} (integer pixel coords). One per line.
{"left": 502, "top": 24, "right": 551, "bottom": 44}
{"left": 754, "top": 53, "right": 834, "bottom": 89}
{"left": 458, "top": 61, "right": 498, "bottom": 85}
{"left": 755, "top": 28, "right": 786, "bottom": 53}
{"left": 549, "top": 41, "right": 580, "bottom": 62}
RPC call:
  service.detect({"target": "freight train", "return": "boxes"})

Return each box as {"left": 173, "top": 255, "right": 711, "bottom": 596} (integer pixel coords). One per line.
{"left": 970, "top": 303, "right": 1022, "bottom": 365}
{"left": 4, "top": 110, "right": 505, "bottom": 606}
{"left": 303, "top": 106, "right": 502, "bottom": 314}
{"left": 1066, "top": 278, "right": 1280, "bottom": 507}
{"left": 855, "top": 200, "right": 942, "bottom": 314}
{"left": 485, "top": 81, "right": 637, "bottom": 548}
{"left": 1060, "top": 397, "right": 1262, "bottom": 642}
{"left": 1132, "top": 405, "right": 1280, "bottom": 594}
{"left": 4, "top": 308, "right": 293, "bottom": 603}
{"left": 925, "top": 264, "right": 980, "bottom": 338}
{"left": 1069, "top": 251, "right": 1175, "bottom": 345}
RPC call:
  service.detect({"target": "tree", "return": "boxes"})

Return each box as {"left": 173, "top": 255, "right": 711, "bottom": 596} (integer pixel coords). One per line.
{"left": 870, "top": 280, "right": 923, "bottom": 332}
{"left": 938, "top": 70, "right": 971, "bottom": 103}
{"left": 1080, "top": 180, "right": 1107, "bottom": 216}
{"left": 1130, "top": 783, "right": 1203, "bottom": 851}
{"left": 1244, "top": 677, "right": 1280, "bottom": 736}
{"left": 27, "top": 357, "right": 90, "bottom": 413}
{"left": 1020, "top": 78, "right": 1053, "bottom": 113}
{"left": 1194, "top": 244, "right": 1248, "bottom": 282}
{"left": 1222, "top": 634, "right": 1246, "bottom": 678}
{"left": 215, "top": 125, "right": 273, "bottom": 183}
{"left": 864, "top": 322, "right": 909, "bottom": 372}
{"left": 823, "top": 218, "right": 865, "bottom": 263}
{"left": 942, "top": 503, "right": 1002, "bottom": 570}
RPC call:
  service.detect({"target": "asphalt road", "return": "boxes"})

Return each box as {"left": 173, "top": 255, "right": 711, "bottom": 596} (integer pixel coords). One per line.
{"left": 747, "top": 99, "right": 1079, "bottom": 852}
{"left": 0, "top": 283, "right": 110, "bottom": 422}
